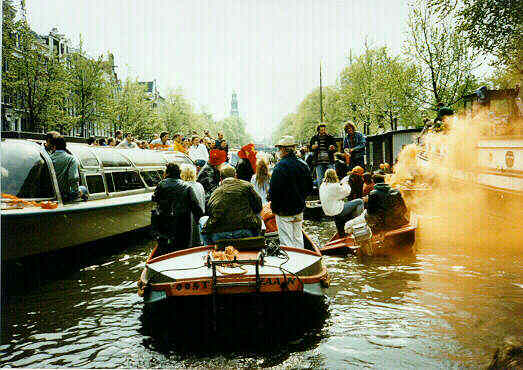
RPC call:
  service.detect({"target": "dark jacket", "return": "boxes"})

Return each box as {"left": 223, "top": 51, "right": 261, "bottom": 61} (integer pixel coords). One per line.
{"left": 343, "top": 132, "right": 366, "bottom": 159}
{"left": 335, "top": 159, "right": 349, "bottom": 180}
{"left": 268, "top": 152, "right": 313, "bottom": 216}
{"left": 197, "top": 163, "right": 221, "bottom": 200}
{"left": 152, "top": 178, "right": 204, "bottom": 250}
{"left": 309, "top": 133, "right": 337, "bottom": 165}
{"left": 203, "top": 178, "right": 263, "bottom": 234}
{"left": 366, "top": 183, "right": 409, "bottom": 231}
{"left": 235, "top": 158, "right": 254, "bottom": 182}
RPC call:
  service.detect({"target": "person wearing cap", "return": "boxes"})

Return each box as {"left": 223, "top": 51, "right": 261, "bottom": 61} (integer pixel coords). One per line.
{"left": 197, "top": 149, "right": 227, "bottom": 201}
{"left": 309, "top": 123, "right": 337, "bottom": 186}
{"left": 343, "top": 121, "right": 366, "bottom": 171}
{"left": 200, "top": 165, "right": 263, "bottom": 244}
{"left": 268, "top": 135, "right": 313, "bottom": 248}
{"left": 236, "top": 143, "right": 257, "bottom": 181}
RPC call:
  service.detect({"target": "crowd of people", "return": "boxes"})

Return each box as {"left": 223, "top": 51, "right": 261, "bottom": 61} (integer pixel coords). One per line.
{"left": 152, "top": 120, "right": 408, "bottom": 255}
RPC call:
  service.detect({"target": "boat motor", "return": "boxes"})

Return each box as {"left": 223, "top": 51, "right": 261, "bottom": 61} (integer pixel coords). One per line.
{"left": 349, "top": 219, "right": 372, "bottom": 248}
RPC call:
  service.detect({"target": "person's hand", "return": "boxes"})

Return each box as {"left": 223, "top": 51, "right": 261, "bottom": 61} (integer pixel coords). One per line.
{"left": 311, "top": 143, "right": 319, "bottom": 150}
{"left": 344, "top": 148, "right": 350, "bottom": 154}
{"left": 329, "top": 145, "right": 335, "bottom": 151}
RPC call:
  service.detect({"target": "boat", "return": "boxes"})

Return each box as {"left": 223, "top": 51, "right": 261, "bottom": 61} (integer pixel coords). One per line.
{"left": 303, "top": 188, "right": 331, "bottom": 220}
{"left": 137, "top": 230, "right": 329, "bottom": 332}
{"left": 321, "top": 213, "right": 418, "bottom": 256}
{"left": 416, "top": 86, "right": 523, "bottom": 221}
{"left": 0, "top": 139, "right": 194, "bottom": 261}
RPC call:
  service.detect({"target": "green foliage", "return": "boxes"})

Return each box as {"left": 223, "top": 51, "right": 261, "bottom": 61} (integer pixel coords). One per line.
{"left": 430, "top": 0, "right": 523, "bottom": 75}
{"left": 405, "top": 0, "right": 481, "bottom": 107}
{"left": 214, "top": 116, "right": 252, "bottom": 147}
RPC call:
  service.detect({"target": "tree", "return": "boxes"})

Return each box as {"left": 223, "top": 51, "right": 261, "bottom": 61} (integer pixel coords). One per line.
{"left": 65, "top": 46, "right": 111, "bottom": 135}
{"left": 157, "top": 90, "right": 197, "bottom": 134}
{"left": 104, "top": 79, "right": 162, "bottom": 139}
{"left": 338, "top": 45, "right": 425, "bottom": 134}
{"left": 430, "top": 0, "right": 523, "bottom": 76}
{"left": 215, "top": 116, "right": 252, "bottom": 147}
{"left": 405, "top": 0, "right": 481, "bottom": 108}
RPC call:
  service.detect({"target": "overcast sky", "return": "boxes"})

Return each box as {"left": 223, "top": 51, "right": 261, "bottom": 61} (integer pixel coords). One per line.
{"left": 27, "top": 0, "right": 407, "bottom": 139}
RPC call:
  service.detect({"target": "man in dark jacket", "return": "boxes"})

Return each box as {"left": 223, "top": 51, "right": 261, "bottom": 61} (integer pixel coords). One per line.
{"left": 197, "top": 149, "right": 226, "bottom": 201}
{"left": 200, "top": 165, "right": 263, "bottom": 244}
{"left": 268, "top": 135, "right": 313, "bottom": 248}
{"left": 309, "top": 123, "right": 337, "bottom": 186}
{"left": 152, "top": 163, "right": 204, "bottom": 254}
{"left": 343, "top": 121, "right": 366, "bottom": 170}
{"left": 365, "top": 174, "right": 409, "bottom": 232}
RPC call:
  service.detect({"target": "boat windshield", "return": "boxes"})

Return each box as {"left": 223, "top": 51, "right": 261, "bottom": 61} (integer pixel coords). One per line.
{"left": 120, "top": 149, "right": 167, "bottom": 167}
{"left": 92, "top": 148, "right": 132, "bottom": 168}
{"left": 67, "top": 143, "right": 100, "bottom": 168}
{"left": 0, "top": 141, "right": 55, "bottom": 199}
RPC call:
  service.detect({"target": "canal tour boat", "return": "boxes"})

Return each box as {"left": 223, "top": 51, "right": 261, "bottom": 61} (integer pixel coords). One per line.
{"left": 321, "top": 213, "right": 418, "bottom": 257}
{"left": 137, "top": 231, "right": 329, "bottom": 332}
{"left": 0, "top": 139, "right": 194, "bottom": 261}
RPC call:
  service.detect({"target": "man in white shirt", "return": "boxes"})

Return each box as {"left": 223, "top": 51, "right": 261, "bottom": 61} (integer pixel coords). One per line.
{"left": 188, "top": 136, "right": 209, "bottom": 167}
{"left": 150, "top": 131, "right": 171, "bottom": 146}
{"left": 116, "top": 133, "right": 138, "bottom": 149}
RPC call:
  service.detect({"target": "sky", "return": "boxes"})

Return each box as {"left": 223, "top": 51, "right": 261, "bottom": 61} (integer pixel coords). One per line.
{"left": 27, "top": 0, "right": 408, "bottom": 140}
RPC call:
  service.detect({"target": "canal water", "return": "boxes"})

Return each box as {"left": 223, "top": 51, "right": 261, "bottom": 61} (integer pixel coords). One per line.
{"left": 1, "top": 217, "right": 521, "bottom": 368}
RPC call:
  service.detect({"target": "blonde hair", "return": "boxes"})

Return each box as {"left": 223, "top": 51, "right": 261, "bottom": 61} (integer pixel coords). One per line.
{"left": 323, "top": 168, "right": 339, "bottom": 184}
{"left": 255, "top": 158, "right": 270, "bottom": 187}
{"left": 180, "top": 163, "right": 197, "bottom": 181}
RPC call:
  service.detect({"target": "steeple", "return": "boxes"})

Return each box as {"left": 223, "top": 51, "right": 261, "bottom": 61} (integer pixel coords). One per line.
{"left": 230, "top": 91, "right": 239, "bottom": 117}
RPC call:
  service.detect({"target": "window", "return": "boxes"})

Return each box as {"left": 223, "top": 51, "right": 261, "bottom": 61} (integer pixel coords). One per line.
{"left": 68, "top": 144, "right": 100, "bottom": 167}
{"left": 86, "top": 175, "right": 105, "bottom": 194}
{"left": 105, "top": 173, "right": 115, "bottom": 193}
{"left": 112, "top": 171, "right": 145, "bottom": 192}
{"left": 0, "top": 141, "right": 55, "bottom": 199}
{"left": 93, "top": 148, "right": 131, "bottom": 168}
{"left": 141, "top": 170, "right": 162, "bottom": 187}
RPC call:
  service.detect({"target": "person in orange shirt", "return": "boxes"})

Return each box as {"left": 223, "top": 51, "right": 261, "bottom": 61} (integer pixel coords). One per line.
{"left": 172, "top": 133, "right": 187, "bottom": 154}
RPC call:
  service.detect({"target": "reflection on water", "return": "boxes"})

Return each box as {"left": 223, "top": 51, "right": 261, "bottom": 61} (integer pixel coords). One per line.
{"left": 1, "top": 219, "right": 521, "bottom": 368}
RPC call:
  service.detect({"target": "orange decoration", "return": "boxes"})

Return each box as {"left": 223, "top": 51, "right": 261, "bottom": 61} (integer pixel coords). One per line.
{"left": 1, "top": 193, "right": 59, "bottom": 210}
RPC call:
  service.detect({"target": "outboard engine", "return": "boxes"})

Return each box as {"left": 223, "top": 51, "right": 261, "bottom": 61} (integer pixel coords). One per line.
{"left": 350, "top": 219, "right": 372, "bottom": 247}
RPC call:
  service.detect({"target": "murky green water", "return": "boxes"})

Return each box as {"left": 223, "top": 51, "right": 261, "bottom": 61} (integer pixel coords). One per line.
{"left": 1, "top": 218, "right": 521, "bottom": 368}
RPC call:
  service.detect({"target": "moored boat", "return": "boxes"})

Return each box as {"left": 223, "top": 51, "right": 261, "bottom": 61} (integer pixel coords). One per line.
{"left": 321, "top": 213, "right": 418, "bottom": 256}
{"left": 137, "top": 230, "right": 329, "bottom": 332}
{"left": 1, "top": 139, "right": 194, "bottom": 261}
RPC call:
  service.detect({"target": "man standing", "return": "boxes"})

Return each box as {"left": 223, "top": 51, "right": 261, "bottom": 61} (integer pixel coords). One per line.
{"left": 49, "top": 136, "right": 81, "bottom": 202}
{"left": 200, "top": 166, "right": 262, "bottom": 244}
{"left": 309, "top": 123, "right": 337, "bottom": 186}
{"left": 215, "top": 132, "right": 228, "bottom": 154}
{"left": 343, "top": 121, "right": 366, "bottom": 170}
{"left": 150, "top": 131, "right": 171, "bottom": 147}
{"left": 116, "top": 133, "right": 138, "bottom": 148}
{"left": 115, "top": 130, "right": 123, "bottom": 144}
{"left": 197, "top": 149, "right": 227, "bottom": 201}
{"left": 268, "top": 135, "right": 313, "bottom": 248}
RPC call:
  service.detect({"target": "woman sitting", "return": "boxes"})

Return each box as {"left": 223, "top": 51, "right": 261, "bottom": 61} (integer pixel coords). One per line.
{"left": 319, "top": 169, "right": 364, "bottom": 238}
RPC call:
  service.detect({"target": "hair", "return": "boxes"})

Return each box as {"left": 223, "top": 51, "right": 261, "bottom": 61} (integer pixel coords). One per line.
{"left": 165, "top": 163, "right": 181, "bottom": 179}
{"left": 363, "top": 172, "right": 373, "bottom": 184}
{"left": 348, "top": 173, "right": 364, "bottom": 199}
{"left": 220, "top": 165, "right": 236, "bottom": 180}
{"left": 87, "top": 137, "right": 96, "bottom": 145}
{"left": 51, "top": 135, "right": 67, "bottom": 151}
{"left": 124, "top": 132, "right": 132, "bottom": 139}
{"left": 316, "top": 123, "right": 327, "bottom": 132}
{"left": 344, "top": 121, "right": 356, "bottom": 132}
{"left": 115, "top": 130, "right": 122, "bottom": 137}
{"left": 352, "top": 165, "right": 364, "bottom": 175}
{"left": 107, "top": 137, "right": 115, "bottom": 145}
{"left": 180, "top": 163, "right": 197, "bottom": 181}
{"left": 255, "top": 158, "right": 270, "bottom": 187}
{"left": 45, "top": 131, "right": 60, "bottom": 142}
{"left": 97, "top": 138, "right": 106, "bottom": 145}
{"left": 373, "top": 174, "right": 386, "bottom": 183}
{"left": 160, "top": 131, "right": 168, "bottom": 139}
{"left": 323, "top": 168, "right": 339, "bottom": 184}
{"left": 191, "top": 135, "right": 200, "bottom": 144}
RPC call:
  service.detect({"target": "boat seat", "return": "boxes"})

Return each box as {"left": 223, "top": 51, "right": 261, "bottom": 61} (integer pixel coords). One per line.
{"left": 216, "top": 236, "right": 265, "bottom": 251}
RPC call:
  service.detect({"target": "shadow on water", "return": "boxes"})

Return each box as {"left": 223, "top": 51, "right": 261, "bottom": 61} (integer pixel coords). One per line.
{"left": 138, "top": 294, "right": 329, "bottom": 367}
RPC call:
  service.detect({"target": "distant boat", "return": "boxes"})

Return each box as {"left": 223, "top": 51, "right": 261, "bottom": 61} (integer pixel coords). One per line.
{"left": 1, "top": 139, "right": 194, "bottom": 261}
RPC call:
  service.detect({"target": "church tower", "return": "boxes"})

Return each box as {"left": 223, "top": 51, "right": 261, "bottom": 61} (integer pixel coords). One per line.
{"left": 230, "top": 91, "right": 239, "bottom": 117}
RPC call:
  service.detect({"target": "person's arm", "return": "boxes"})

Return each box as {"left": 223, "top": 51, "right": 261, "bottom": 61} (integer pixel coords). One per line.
{"left": 188, "top": 187, "right": 204, "bottom": 221}
{"left": 309, "top": 135, "right": 318, "bottom": 150}
{"left": 68, "top": 157, "right": 80, "bottom": 195}
{"left": 268, "top": 167, "right": 283, "bottom": 203}
{"left": 351, "top": 133, "right": 366, "bottom": 152}
{"left": 202, "top": 145, "right": 209, "bottom": 161}
{"left": 247, "top": 184, "right": 263, "bottom": 214}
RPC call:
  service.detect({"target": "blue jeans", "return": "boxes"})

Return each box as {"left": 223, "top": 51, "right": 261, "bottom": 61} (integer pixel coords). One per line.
{"left": 199, "top": 216, "right": 256, "bottom": 244}
{"left": 315, "top": 163, "right": 334, "bottom": 186}
{"left": 334, "top": 198, "right": 364, "bottom": 236}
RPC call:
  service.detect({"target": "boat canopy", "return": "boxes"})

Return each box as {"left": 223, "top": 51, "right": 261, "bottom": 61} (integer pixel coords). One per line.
{"left": 0, "top": 140, "right": 55, "bottom": 199}
{"left": 67, "top": 143, "right": 100, "bottom": 168}
{"left": 119, "top": 149, "right": 167, "bottom": 167}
